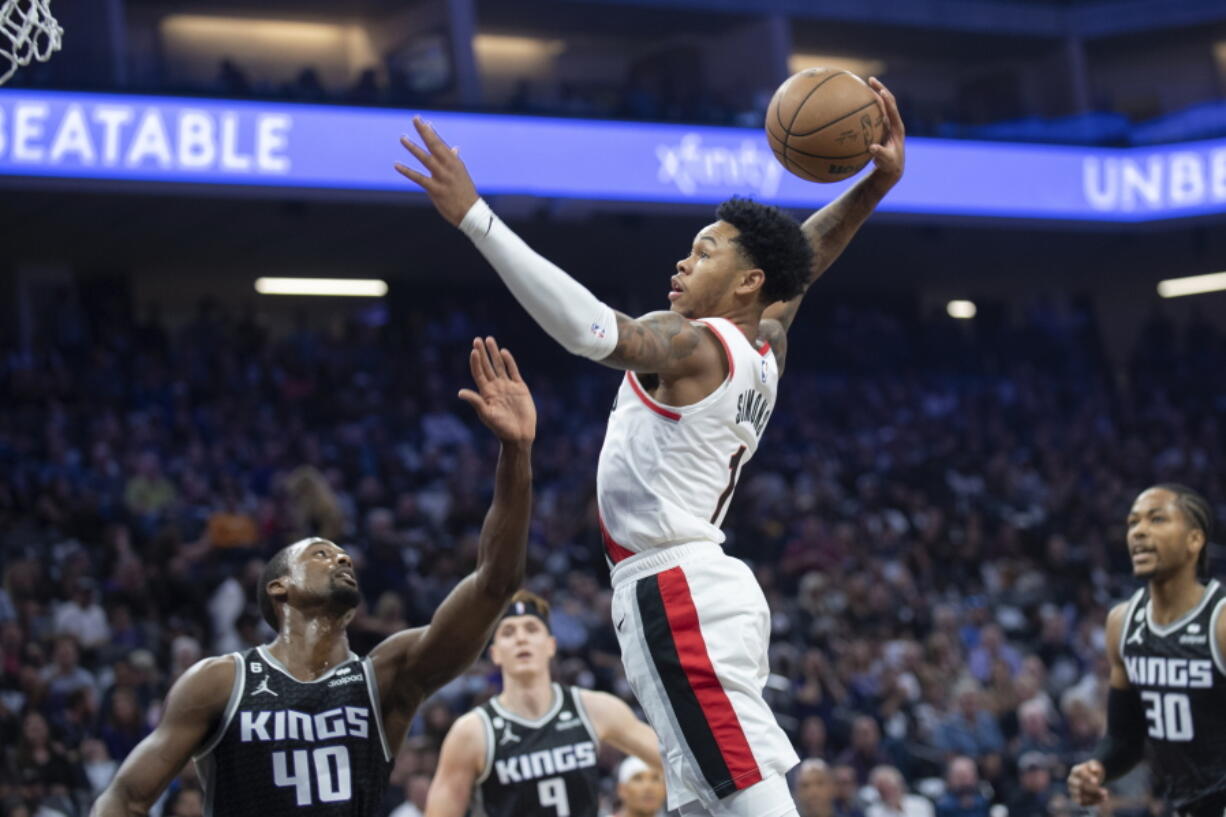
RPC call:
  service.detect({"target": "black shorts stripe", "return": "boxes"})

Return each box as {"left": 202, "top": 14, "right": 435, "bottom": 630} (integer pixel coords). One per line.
{"left": 636, "top": 574, "right": 738, "bottom": 798}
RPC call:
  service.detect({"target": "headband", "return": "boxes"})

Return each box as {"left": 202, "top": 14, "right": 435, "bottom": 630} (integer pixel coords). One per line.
{"left": 501, "top": 598, "right": 551, "bottom": 631}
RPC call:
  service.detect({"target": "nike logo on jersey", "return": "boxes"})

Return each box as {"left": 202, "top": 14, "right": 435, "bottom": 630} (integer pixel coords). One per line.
{"left": 240, "top": 706, "right": 370, "bottom": 743}
{"left": 1124, "top": 657, "right": 1213, "bottom": 689}
{"left": 493, "top": 742, "right": 597, "bottom": 785}
{"left": 252, "top": 677, "right": 278, "bottom": 697}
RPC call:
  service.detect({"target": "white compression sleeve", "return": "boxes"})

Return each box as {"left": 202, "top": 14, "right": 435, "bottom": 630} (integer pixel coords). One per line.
{"left": 458, "top": 198, "right": 619, "bottom": 361}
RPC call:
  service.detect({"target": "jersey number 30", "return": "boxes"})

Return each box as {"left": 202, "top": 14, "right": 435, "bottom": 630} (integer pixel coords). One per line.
{"left": 1141, "top": 691, "right": 1194, "bottom": 741}
{"left": 273, "top": 747, "right": 352, "bottom": 805}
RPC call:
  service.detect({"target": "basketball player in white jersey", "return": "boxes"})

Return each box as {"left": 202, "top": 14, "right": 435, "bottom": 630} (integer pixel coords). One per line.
{"left": 396, "top": 80, "right": 905, "bottom": 817}
{"left": 425, "top": 589, "right": 660, "bottom": 817}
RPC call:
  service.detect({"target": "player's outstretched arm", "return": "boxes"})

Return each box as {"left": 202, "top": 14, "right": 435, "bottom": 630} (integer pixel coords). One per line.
{"left": 397, "top": 119, "right": 624, "bottom": 365}
{"left": 579, "top": 690, "right": 663, "bottom": 771}
{"left": 763, "top": 78, "right": 906, "bottom": 333}
{"left": 90, "top": 656, "right": 235, "bottom": 817}
{"left": 1068, "top": 603, "right": 1142, "bottom": 806}
{"left": 372, "top": 338, "right": 533, "bottom": 708}
{"left": 424, "top": 712, "right": 485, "bottom": 817}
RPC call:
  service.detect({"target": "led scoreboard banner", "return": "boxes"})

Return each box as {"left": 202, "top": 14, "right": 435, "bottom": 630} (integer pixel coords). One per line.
{"left": 2, "top": 89, "right": 1226, "bottom": 222}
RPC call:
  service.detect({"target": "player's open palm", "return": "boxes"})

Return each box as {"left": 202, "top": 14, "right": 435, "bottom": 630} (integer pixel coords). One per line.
{"left": 395, "top": 116, "right": 479, "bottom": 227}
{"left": 459, "top": 337, "right": 536, "bottom": 444}
{"left": 867, "top": 77, "right": 905, "bottom": 183}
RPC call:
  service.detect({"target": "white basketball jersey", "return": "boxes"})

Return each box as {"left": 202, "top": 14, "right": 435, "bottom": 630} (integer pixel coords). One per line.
{"left": 596, "top": 317, "right": 779, "bottom": 561}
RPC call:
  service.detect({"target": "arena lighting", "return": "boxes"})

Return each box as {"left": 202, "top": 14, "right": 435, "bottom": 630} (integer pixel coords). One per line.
{"left": 254, "top": 277, "right": 388, "bottom": 296}
{"left": 788, "top": 53, "right": 887, "bottom": 79}
{"left": 1156, "top": 272, "right": 1226, "bottom": 298}
{"left": 946, "top": 300, "right": 977, "bottom": 319}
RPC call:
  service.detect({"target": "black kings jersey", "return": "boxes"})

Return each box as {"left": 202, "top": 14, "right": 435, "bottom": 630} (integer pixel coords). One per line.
{"left": 474, "top": 684, "right": 600, "bottom": 817}
{"left": 194, "top": 646, "right": 393, "bottom": 817}
{"left": 1119, "top": 579, "right": 1226, "bottom": 814}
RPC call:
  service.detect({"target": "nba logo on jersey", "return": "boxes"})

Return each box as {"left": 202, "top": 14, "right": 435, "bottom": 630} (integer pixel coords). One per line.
{"left": 760, "top": 357, "right": 769, "bottom": 384}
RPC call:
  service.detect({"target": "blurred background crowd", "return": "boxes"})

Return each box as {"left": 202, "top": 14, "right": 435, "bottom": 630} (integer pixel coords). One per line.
{"left": 0, "top": 289, "right": 1221, "bottom": 817}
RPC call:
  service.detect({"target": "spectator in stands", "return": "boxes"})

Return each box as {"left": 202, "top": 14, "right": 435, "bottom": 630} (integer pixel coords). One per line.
{"left": 866, "top": 765, "right": 934, "bottom": 817}
{"left": 1013, "top": 698, "right": 1063, "bottom": 758}
{"left": 98, "top": 686, "right": 148, "bottom": 761}
{"left": 1006, "top": 752, "right": 1060, "bottom": 817}
{"left": 935, "top": 757, "right": 990, "bottom": 817}
{"left": 613, "top": 756, "right": 666, "bottom": 817}
{"left": 164, "top": 784, "right": 204, "bottom": 817}
{"left": 839, "top": 716, "right": 893, "bottom": 783}
{"left": 832, "top": 763, "right": 867, "bottom": 817}
{"left": 52, "top": 579, "right": 109, "bottom": 651}
{"left": 967, "top": 624, "right": 1021, "bottom": 684}
{"left": 933, "top": 678, "right": 1005, "bottom": 761}
{"left": 39, "top": 637, "right": 94, "bottom": 705}
{"left": 794, "top": 759, "right": 836, "bottom": 817}
{"left": 123, "top": 451, "right": 176, "bottom": 520}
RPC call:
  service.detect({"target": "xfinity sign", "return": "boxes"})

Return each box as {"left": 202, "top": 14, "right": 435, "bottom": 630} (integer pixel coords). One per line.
{"left": 2, "top": 89, "right": 1226, "bottom": 222}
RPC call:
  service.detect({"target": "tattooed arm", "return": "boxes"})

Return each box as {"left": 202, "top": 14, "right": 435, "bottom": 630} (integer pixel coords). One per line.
{"left": 599, "top": 311, "right": 724, "bottom": 379}
{"left": 763, "top": 78, "right": 906, "bottom": 334}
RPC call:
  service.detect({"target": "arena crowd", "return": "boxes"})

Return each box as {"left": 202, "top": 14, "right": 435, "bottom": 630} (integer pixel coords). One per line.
{"left": 0, "top": 291, "right": 1222, "bottom": 817}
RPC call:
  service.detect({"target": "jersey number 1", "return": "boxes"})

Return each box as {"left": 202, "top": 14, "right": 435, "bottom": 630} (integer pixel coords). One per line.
{"left": 710, "top": 445, "right": 747, "bottom": 524}
{"left": 273, "top": 746, "right": 352, "bottom": 805}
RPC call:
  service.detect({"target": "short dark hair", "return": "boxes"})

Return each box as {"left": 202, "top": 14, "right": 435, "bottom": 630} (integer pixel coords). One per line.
{"left": 1149, "top": 483, "right": 1215, "bottom": 577}
{"left": 715, "top": 197, "right": 813, "bottom": 305}
{"left": 258, "top": 545, "right": 295, "bottom": 630}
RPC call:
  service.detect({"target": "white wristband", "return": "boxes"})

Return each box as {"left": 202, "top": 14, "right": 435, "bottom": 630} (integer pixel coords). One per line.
{"left": 459, "top": 198, "right": 619, "bottom": 361}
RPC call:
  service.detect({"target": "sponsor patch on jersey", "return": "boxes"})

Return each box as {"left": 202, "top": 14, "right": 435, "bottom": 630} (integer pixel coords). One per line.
{"left": 328, "top": 673, "right": 364, "bottom": 688}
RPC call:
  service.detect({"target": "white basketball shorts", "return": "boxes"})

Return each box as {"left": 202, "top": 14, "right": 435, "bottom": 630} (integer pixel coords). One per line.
{"left": 610, "top": 541, "right": 799, "bottom": 814}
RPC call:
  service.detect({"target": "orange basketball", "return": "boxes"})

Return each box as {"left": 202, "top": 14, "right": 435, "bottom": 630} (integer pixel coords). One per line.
{"left": 765, "top": 68, "right": 885, "bottom": 183}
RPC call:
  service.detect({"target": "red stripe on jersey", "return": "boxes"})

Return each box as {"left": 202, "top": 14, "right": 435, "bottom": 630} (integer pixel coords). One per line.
{"left": 656, "top": 567, "right": 762, "bottom": 790}
{"left": 758, "top": 343, "right": 771, "bottom": 356}
{"left": 696, "top": 319, "right": 736, "bottom": 378}
{"left": 598, "top": 510, "right": 636, "bottom": 563}
{"left": 626, "top": 373, "right": 682, "bottom": 421}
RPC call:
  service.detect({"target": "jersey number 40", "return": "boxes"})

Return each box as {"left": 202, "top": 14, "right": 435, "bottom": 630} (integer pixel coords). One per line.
{"left": 273, "top": 746, "right": 352, "bottom": 805}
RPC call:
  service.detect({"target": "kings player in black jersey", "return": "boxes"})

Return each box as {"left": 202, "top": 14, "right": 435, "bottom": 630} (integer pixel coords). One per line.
{"left": 425, "top": 590, "right": 661, "bottom": 817}
{"left": 1069, "top": 484, "right": 1222, "bottom": 817}
{"left": 91, "top": 338, "right": 537, "bottom": 817}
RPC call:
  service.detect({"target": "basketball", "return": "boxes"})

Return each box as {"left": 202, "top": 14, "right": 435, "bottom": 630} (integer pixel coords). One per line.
{"left": 765, "top": 68, "right": 886, "bottom": 183}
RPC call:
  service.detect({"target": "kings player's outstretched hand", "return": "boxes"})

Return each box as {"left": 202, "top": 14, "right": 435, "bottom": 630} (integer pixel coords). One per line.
{"left": 395, "top": 116, "right": 480, "bottom": 227}
{"left": 458, "top": 337, "right": 536, "bottom": 445}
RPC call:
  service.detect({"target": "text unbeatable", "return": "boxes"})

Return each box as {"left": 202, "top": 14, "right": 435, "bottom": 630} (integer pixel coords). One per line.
{"left": 1083, "top": 150, "right": 1226, "bottom": 212}
{"left": 0, "top": 101, "right": 291, "bottom": 173}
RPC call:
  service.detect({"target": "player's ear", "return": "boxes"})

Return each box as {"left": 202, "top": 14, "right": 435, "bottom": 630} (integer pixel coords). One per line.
{"left": 267, "top": 576, "right": 289, "bottom": 605}
{"left": 735, "top": 268, "right": 765, "bottom": 298}
{"left": 546, "top": 635, "right": 557, "bottom": 659}
{"left": 1189, "top": 527, "right": 1206, "bottom": 557}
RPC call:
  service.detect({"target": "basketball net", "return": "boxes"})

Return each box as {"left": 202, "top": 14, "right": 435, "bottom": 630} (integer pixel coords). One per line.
{"left": 0, "top": 0, "right": 62, "bottom": 86}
